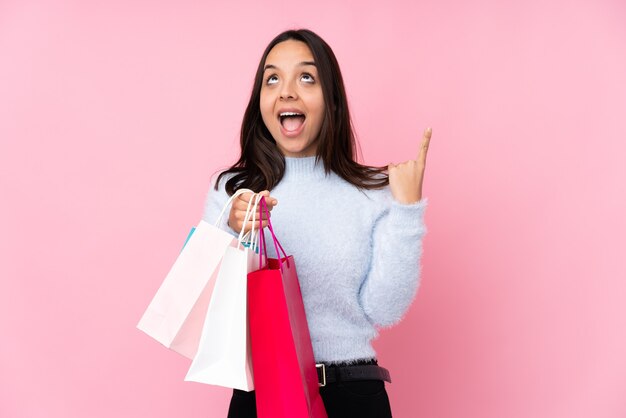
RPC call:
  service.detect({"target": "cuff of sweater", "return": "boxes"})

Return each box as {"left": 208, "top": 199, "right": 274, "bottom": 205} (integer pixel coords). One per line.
{"left": 224, "top": 219, "right": 240, "bottom": 238}
{"left": 388, "top": 196, "right": 428, "bottom": 233}
{"left": 203, "top": 212, "right": 239, "bottom": 238}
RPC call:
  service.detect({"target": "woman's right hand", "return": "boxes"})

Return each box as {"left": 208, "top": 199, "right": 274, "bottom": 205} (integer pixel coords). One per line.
{"left": 228, "top": 190, "right": 278, "bottom": 235}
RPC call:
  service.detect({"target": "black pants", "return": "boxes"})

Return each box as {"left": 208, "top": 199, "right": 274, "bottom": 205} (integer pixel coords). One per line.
{"left": 226, "top": 360, "right": 393, "bottom": 418}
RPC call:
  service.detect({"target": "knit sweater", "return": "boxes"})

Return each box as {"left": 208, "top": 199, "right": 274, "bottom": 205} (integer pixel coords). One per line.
{"left": 202, "top": 156, "right": 428, "bottom": 364}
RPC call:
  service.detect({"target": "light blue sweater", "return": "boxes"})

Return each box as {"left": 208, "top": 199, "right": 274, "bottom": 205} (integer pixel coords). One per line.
{"left": 203, "top": 156, "right": 428, "bottom": 364}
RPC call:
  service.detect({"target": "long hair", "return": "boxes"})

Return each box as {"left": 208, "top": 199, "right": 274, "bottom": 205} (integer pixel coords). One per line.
{"left": 215, "top": 28, "right": 389, "bottom": 195}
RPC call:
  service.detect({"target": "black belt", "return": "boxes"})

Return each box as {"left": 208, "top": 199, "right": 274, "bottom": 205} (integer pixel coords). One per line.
{"left": 316, "top": 363, "right": 392, "bottom": 387}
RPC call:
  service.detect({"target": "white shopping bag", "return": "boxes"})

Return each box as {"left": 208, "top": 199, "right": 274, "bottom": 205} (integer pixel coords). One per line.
{"left": 185, "top": 193, "right": 265, "bottom": 391}
{"left": 137, "top": 188, "right": 253, "bottom": 359}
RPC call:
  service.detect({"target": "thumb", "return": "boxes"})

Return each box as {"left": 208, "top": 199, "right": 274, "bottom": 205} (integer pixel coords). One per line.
{"left": 256, "top": 190, "right": 272, "bottom": 208}
{"left": 258, "top": 190, "right": 270, "bottom": 203}
{"left": 259, "top": 190, "right": 278, "bottom": 207}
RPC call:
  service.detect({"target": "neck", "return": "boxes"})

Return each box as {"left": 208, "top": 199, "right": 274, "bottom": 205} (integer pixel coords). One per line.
{"left": 283, "top": 155, "right": 327, "bottom": 180}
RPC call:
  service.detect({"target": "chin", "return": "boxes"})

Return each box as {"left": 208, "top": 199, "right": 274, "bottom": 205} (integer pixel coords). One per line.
{"left": 283, "top": 147, "right": 315, "bottom": 157}
{"left": 276, "top": 141, "right": 315, "bottom": 157}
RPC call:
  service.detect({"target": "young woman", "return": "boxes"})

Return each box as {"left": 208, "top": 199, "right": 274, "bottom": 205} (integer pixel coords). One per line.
{"left": 203, "top": 28, "right": 431, "bottom": 418}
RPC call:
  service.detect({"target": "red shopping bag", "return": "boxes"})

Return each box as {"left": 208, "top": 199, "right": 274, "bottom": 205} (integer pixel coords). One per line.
{"left": 247, "top": 197, "right": 327, "bottom": 418}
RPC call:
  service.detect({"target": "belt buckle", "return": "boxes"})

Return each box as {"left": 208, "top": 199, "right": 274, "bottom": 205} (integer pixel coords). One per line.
{"left": 316, "top": 363, "right": 326, "bottom": 387}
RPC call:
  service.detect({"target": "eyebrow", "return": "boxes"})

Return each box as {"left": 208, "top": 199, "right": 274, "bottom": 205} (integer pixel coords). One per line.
{"left": 263, "top": 61, "right": 317, "bottom": 71}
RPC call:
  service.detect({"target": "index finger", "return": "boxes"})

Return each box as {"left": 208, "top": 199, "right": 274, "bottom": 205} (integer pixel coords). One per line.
{"left": 237, "top": 191, "right": 257, "bottom": 203}
{"left": 417, "top": 127, "right": 432, "bottom": 164}
{"left": 236, "top": 191, "right": 277, "bottom": 211}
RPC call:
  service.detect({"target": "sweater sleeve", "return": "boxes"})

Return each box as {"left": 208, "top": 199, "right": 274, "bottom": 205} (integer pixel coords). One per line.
{"left": 358, "top": 194, "right": 429, "bottom": 328}
{"left": 201, "top": 172, "right": 240, "bottom": 238}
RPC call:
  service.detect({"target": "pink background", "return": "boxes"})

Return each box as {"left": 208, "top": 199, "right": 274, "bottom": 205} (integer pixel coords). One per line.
{"left": 1, "top": 1, "right": 625, "bottom": 417}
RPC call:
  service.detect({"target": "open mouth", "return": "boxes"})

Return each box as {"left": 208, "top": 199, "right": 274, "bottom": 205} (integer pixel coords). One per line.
{"left": 279, "top": 112, "right": 306, "bottom": 132}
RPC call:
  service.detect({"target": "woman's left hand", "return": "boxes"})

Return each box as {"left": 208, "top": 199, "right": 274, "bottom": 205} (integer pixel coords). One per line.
{"left": 388, "top": 127, "right": 432, "bottom": 204}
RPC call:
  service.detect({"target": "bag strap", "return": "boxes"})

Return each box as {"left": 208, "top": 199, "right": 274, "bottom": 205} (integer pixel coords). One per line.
{"left": 214, "top": 188, "right": 254, "bottom": 228}
{"left": 242, "top": 193, "right": 263, "bottom": 251}
{"left": 258, "top": 196, "right": 289, "bottom": 271}
{"left": 214, "top": 188, "right": 263, "bottom": 251}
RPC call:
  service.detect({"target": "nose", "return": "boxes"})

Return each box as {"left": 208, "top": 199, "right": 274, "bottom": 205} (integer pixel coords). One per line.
{"left": 279, "top": 78, "right": 298, "bottom": 100}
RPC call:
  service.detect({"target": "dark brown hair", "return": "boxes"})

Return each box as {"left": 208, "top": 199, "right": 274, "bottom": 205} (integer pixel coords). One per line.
{"left": 215, "top": 28, "right": 389, "bottom": 195}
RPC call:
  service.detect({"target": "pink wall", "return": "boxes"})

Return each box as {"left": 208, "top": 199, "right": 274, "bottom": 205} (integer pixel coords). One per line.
{"left": 2, "top": 1, "right": 625, "bottom": 417}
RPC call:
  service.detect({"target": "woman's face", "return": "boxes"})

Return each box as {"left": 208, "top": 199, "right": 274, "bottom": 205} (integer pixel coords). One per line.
{"left": 260, "top": 40, "right": 325, "bottom": 158}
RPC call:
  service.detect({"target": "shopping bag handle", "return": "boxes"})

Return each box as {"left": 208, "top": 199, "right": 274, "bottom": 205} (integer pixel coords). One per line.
{"left": 241, "top": 193, "right": 263, "bottom": 251}
{"left": 214, "top": 188, "right": 255, "bottom": 229}
{"left": 214, "top": 187, "right": 262, "bottom": 251}
{"left": 258, "top": 196, "right": 289, "bottom": 270}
